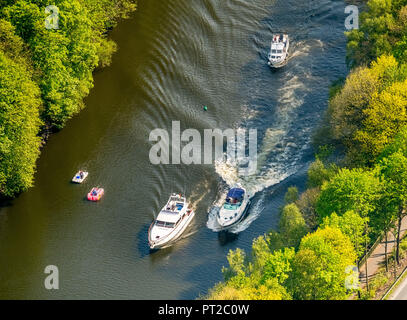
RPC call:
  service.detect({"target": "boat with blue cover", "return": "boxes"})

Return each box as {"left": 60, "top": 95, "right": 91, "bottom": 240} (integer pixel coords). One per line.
{"left": 217, "top": 185, "right": 251, "bottom": 229}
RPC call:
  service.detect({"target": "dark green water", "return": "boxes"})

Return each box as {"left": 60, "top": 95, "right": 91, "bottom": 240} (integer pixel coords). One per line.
{"left": 0, "top": 0, "right": 348, "bottom": 299}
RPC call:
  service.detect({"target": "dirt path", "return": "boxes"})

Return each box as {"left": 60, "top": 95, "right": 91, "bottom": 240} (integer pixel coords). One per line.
{"left": 359, "top": 216, "right": 407, "bottom": 287}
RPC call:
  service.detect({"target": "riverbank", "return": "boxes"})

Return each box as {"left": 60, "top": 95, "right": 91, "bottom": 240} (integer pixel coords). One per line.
{"left": 207, "top": 0, "right": 407, "bottom": 300}
{"left": 0, "top": 0, "right": 137, "bottom": 198}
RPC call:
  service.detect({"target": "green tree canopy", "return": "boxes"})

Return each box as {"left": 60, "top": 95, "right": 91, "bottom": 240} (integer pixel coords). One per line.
{"left": 0, "top": 0, "right": 136, "bottom": 197}
{"left": 279, "top": 203, "right": 308, "bottom": 248}
{"left": 316, "top": 168, "right": 381, "bottom": 221}
{"left": 287, "top": 227, "right": 357, "bottom": 300}
{"left": 346, "top": 0, "right": 407, "bottom": 66}
{"left": 321, "top": 211, "right": 367, "bottom": 258}
{"left": 0, "top": 50, "right": 42, "bottom": 196}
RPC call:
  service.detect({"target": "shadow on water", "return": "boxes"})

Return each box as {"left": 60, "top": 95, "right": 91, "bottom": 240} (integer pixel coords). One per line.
{"left": 217, "top": 230, "right": 239, "bottom": 246}
{"left": 148, "top": 245, "right": 176, "bottom": 265}
{"left": 0, "top": 196, "right": 13, "bottom": 210}
{"left": 135, "top": 222, "right": 177, "bottom": 261}
{"left": 136, "top": 223, "right": 152, "bottom": 259}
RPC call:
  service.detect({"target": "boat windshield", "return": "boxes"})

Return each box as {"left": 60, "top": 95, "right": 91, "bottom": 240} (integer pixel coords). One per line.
{"left": 223, "top": 203, "right": 240, "bottom": 210}
{"left": 224, "top": 194, "right": 243, "bottom": 210}
{"left": 170, "top": 195, "right": 184, "bottom": 202}
{"left": 155, "top": 220, "right": 175, "bottom": 228}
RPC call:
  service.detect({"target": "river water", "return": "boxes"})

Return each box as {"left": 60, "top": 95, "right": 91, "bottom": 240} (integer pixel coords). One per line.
{"left": 0, "top": 0, "right": 348, "bottom": 299}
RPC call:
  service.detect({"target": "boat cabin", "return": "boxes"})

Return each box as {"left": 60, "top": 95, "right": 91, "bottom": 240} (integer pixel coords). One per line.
{"left": 224, "top": 188, "right": 245, "bottom": 210}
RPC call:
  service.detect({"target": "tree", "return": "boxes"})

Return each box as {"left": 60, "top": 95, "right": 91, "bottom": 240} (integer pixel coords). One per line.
{"left": 345, "top": 0, "right": 405, "bottom": 66}
{"left": 316, "top": 168, "right": 381, "bottom": 220}
{"left": 321, "top": 211, "right": 367, "bottom": 259}
{"left": 207, "top": 277, "right": 290, "bottom": 300}
{"left": 307, "top": 159, "right": 338, "bottom": 188}
{"left": 316, "top": 168, "right": 381, "bottom": 291}
{"left": 355, "top": 78, "right": 407, "bottom": 161}
{"left": 222, "top": 248, "right": 247, "bottom": 281}
{"left": 260, "top": 248, "right": 295, "bottom": 285}
{"left": 279, "top": 204, "right": 308, "bottom": 248}
{"left": 0, "top": 50, "right": 42, "bottom": 196}
{"left": 295, "top": 187, "right": 320, "bottom": 230}
{"left": 327, "top": 55, "right": 407, "bottom": 165}
{"left": 377, "top": 151, "right": 407, "bottom": 264}
{"left": 287, "top": 227, "right": 357, "bottom": 300}
{"left": 284, "top": 186, "right": 298, "bottom": 204}
{"left": 369, "top": 190, "right": 397, "bottom": 271}
{"left": 1, "top": 0, "right": 137, "bottom": 128}
{"left": 379, "top": 125, "right": 407, "bottom": 159}
{"left": 209, "top": 237, "right": 293, "bottom": 300}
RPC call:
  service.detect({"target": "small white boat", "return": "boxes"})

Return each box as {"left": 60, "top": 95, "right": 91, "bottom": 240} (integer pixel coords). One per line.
{"left": 217, "top": 185, "right": 251, "bottom": 229}
{"left": 268, "top": 34, "right": 289, "bottom": 68}
{"left": 72, "top": 171, "right": 88, "bottom": 184}
{"left": 148, "top": 194, "right": 195, "bottom": 249}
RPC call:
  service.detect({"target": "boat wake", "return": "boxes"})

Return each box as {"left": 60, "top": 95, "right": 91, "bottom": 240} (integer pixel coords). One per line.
{"left": 207, "top": 38, "right": 323, "bottom": 233}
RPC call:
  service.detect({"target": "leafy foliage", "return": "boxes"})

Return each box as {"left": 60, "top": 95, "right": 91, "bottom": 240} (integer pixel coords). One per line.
{"left": 279, "top": 203, "right": 308, "bottom": 248}
{"left": 0, "top": 0, "right": 136, "bottom": 196}
{"left": 346, "top": 0, "right": 407, "bottom": 66}
{"left": 0, "top": 49, "right": 42, "bottom": 196}
{"left": 210, "top": 0, "right": 407, "bottom": 301}
{"left": 328, "top": 55, "right": 407, "bottom": 164}
{"left": 316, "top": 168, "right": 381, "bottom": 220}
{"left": 287, "top": 227, "right": 357, "bottom": 300}
{"left": 307, "top": 159, "right": 338, "bottom": 188}
{"left": 321, "top": 211, "right": 367, "bottom": 258}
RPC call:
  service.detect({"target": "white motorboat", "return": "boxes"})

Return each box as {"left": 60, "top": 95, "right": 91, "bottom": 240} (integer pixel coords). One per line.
{"left": 148, "top": 193, "right": 195, "bottom": 249}
{"left": 268, "top": 34, "right": 289, "bottom": 68}
{"left": 217, "top": 185, "right": 251, "bottom": 229}
{"left": 72, "top": 171, "right": 88, "bottom": 184}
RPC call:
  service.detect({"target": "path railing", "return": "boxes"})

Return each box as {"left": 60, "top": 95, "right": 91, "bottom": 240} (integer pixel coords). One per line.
{"left": 358, "top": 231, "right": 384, "bottom": 270}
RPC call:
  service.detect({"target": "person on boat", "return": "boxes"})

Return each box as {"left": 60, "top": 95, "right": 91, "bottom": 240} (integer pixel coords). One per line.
{"left": 80, "top": 171, "right": 84, "bottom": 179}
{"left": 92, "top": 189, "right": 97, "bottom": 196}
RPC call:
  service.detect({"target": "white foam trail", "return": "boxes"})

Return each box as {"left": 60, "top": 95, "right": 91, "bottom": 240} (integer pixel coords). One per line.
{"left": 228, "top": 194, "right": 265, "bottom": 233}
{"left": 213, "top": 69, "right": 308, "bottom": 196}
{"left": 242, "top": 104, "right": 259, "bottom": 120}
{"left": 209, "top": 41, "right": 322, "bottom": 233}
{"left": 206, "top": 205, "right": 222, "bottom": 232}
{"left": 288, "top": 39, "right": 323, "bottom": 62}
{"left": 188, "top": 179, "right": 210, "bottom": 212}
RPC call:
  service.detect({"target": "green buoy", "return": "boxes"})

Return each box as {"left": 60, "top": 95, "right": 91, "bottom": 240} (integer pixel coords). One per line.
{"left": 203, "top": 106, "right": 208, "bottom": 111}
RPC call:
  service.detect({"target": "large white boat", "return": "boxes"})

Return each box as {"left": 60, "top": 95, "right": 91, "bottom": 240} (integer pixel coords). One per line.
{"left": 217, "top": 185, "right": 251, "bottom": 229}
{"left": 148, "top": 194, "right": 195, "bottom": 249}
{"left": 268, "top": 34, "right": 289, "bottom": 68}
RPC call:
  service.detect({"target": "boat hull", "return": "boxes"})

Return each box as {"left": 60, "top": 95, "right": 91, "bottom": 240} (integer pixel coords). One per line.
{"left": 217, "top": 200, "right": 251, "bottom": 231}
{"left": 72, "top": 171, "right": 88, "bottom": 184}
{"left": 148, "top": 210, "right": 195, "bottom": 249}
{"left": 87, "top": 188, "right": 104, "bottom": 201}
{"left": 268, "top": 59, "right": 288, "bottom": 68}
{"left": 268, "top": 35, "right": 289, "bottom": 68}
